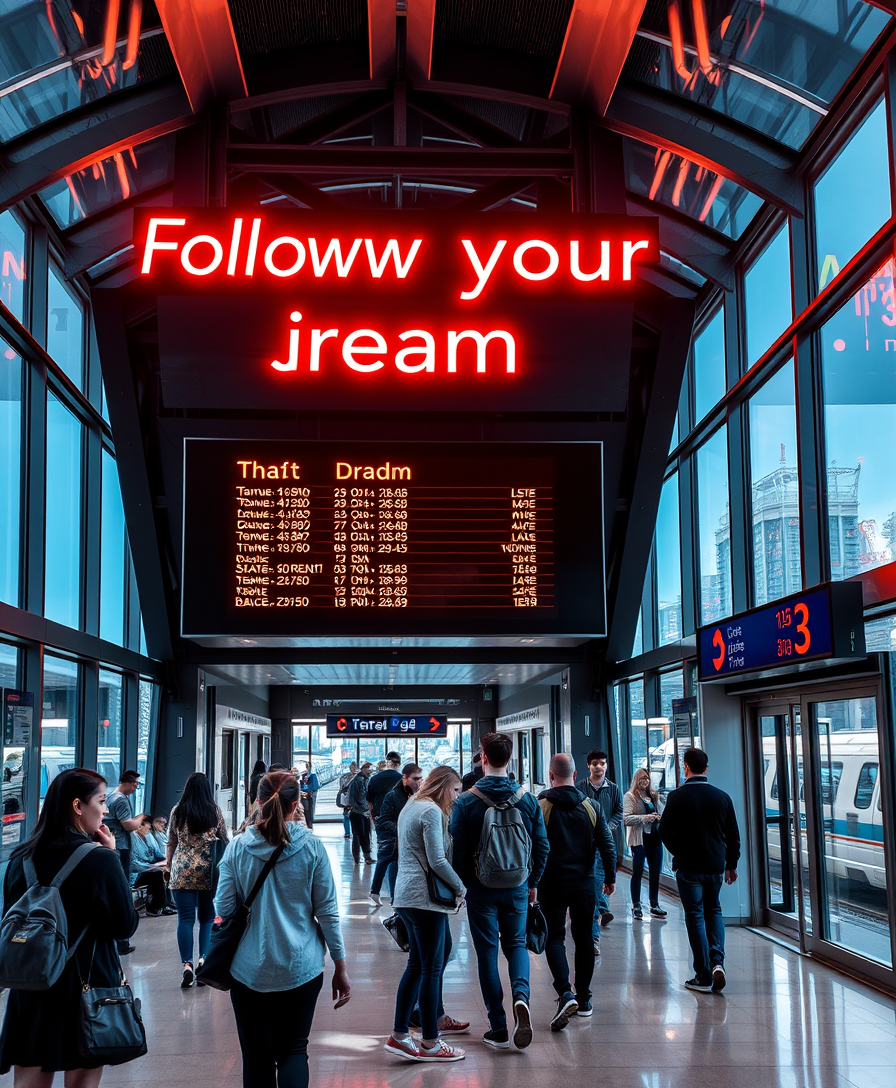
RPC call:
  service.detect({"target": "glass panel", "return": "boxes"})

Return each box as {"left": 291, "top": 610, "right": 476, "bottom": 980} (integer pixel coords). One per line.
{"left": 461, "top": 721, "right": 472, "bottom": 775}
{"left": 358, "top": 737, "right": 385, "bottom": 769}
{"left": 750, "top": 360, "right": 801, "bottom": 605}
{"left": 812, "top": 697, "right": 889, "bottom": 965}
{"left": 629, "top": 678, "right": 646, "bottom": 784}
{"left": 744, "top": 224, "right": 792, "bottom": 366}
{"left": 624, "top": 2, "right": 890, "bottom": 150}
{"left": 0, "top": 340, "right": 22, "bottom": 607}
{"left": 632, "top": 608, "right": 643, "bottom": 656}
{"left": 0, "top": 642, "right": 26, "bottom": 867}
{"left": 693, "top": 308, "right": 725, "bottom": 421}
{"left": 0, "top": 210, "right": 26, "bottom": 322}
{"left": 418, "top": 723, "right": 461, "bottom": 775}
{"left": 820, "top": 261, "right": 896, "bottom": 580}
{"left": 136, "top": 679, "right": 157, "bottom": 817}
{"left": 40, "top": 655, "right": 78, "bottom": 806}
{"left": 45, "top": 394, "right": 83, "bottom": 628}
{"left": 814, "top": 98, "right": 891, "bottom": 295}
{"left": 697, "top": 426, "right": 731, "bottom": 623}
{"left": 47, "top": 266, "right": 84, "bottom": 388}
{"left": 624, "top": 138, "right": 762, "bottom": 238}
{"left": 657, "top": 474, "right": 682, "bottom": 644}
{"left": 291, "top": 725, "right": 310, "bottom": 768}
{"left": 100, "top": 451, "right": 126, "bottom": 646}
{"left": 98, "top": 669, "right": 123, "bottom": 787}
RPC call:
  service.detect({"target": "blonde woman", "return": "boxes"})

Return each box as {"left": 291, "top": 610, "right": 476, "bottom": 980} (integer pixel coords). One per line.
{"left": 385, "top": 766, "right": 468, "bottom": 1064}
{"left": 624, "top": 768, "right": 666, "bottom": 919}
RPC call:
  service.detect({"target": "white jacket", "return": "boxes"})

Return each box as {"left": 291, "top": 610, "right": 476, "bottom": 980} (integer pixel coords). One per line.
{"left": 623, "top": 789, "right": 664, "bottom": 848}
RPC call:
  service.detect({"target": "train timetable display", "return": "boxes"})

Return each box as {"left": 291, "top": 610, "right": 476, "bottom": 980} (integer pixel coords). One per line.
{"left": 181, "top": 440, "right": 605, "bottom": 639}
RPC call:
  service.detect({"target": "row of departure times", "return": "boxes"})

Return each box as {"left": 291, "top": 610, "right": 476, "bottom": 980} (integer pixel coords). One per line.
{"left": 336, "top": 486, "right": 409, "bottom": 608}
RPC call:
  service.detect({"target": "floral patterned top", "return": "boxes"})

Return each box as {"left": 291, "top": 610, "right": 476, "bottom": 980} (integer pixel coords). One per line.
{"left": 168, "top": 805, "right": 229, "bottom": 891}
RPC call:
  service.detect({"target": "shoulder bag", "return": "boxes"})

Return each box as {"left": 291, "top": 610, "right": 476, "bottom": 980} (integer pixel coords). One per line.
{"left": 425, "top": 868, "right": 457, "bottom": 908}
{"left": 209, "top": 835, "right": 229, "bottom": 894}
{"left": 196, "top": 842, "right": 285, "bottom": 991}
{"left": 78, "top": 946, "right": 147, "bottom": 1065}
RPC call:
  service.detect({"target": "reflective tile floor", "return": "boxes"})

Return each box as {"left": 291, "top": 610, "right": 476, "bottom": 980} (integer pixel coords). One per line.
{"left": 4, "top": 822, "right": 896, "bottom": 1088}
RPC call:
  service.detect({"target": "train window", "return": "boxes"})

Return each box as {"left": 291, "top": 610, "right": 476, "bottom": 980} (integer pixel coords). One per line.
{"left": 819, "top": 761, "right": 843, "bottom": 806}
{"left": 854, "top": 763, "right": 878, "bottom": 809}
{"left": 770, "top": 773, "right": 778, "bottom": 800}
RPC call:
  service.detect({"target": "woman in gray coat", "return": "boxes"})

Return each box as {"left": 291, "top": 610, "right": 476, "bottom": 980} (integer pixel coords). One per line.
{"left": 384, "top": 766, "right": 467, "bottom": 1064}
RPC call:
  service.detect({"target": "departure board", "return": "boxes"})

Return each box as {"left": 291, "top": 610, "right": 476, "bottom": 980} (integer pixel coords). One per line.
{"left": 181, "top": 440, "right": 605, "bottom": 640}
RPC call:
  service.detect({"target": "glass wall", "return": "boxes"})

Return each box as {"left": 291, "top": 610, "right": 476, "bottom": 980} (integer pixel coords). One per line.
{"left": 693, "top": 309, "right": 725, "bottom": 422}
{"left": 744, "top": 224, "right": 792, "bottom": 366}
{"left": 45, "top": 395, "right": 83, "bottom": 629}
{"left": 100, "top": 450, "right": 127, "bottom": 646}
{"left": 98, "top": 669, "right": 123, "bottom": 785}
{"left": 46, "top": 266, "right": 84, "bottom": 389}
{"left": 41, "top": 655, "right": 79, "bottom": 804}
{"left": 0, "top": 341, "right": 21, "bottom": 607}
{"left": 696, "top": 427, "right": 731, "bottom": 623}
{"left": 656, "top": 474, "right": 681, "bottom": 644}
{"left": 0, "top": 211, "right": 26, "bottom": 322}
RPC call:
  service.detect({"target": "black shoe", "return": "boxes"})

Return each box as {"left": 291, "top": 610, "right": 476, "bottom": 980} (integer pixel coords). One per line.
{"left": 512, "top": 999, "right": 532, "bottom": 1049}
{"left": 684, "top": 977, "right": 712, "bottom": 993}
{"left": 119, "top": 944, "right": 136, "bottom": 955}
{"left": 632, "top": 904, "right": 643, "bottom": 920}
{"left": 600, "top": 910, "right": 614, "bottom": 926}
{"left": 712, "top": 965, "right": 726, "bottom": 991}
{"left": 550, "top": 993, "right": 578, "bottom": 1032}
{"left": 181, "top": 963, "right": 194, "bottom": 988}
{"left": 146, "top": 909, "right": 162, "bottom": 917}
{"left": 483, "top": 1028, "right": 510, "bottom": 1050}
{"left": 650, "top": 904, "right": 668, "bottom": 918}
{"left": 576, "top": 998, "right": 593, "bottom": 1017}
{"left": 161, "top": 906, "right": 177, "bottom": 916}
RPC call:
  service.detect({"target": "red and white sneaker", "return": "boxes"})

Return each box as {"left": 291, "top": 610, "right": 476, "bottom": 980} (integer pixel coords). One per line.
{"left": 437, "top": 1015, "right": 470, "bottom": 1034}
{"left": 383, "top": 1035, "right": 420, "bottom": 1061}
{"left": 417, "top": 1040, "right": 465, "bottom": 1062}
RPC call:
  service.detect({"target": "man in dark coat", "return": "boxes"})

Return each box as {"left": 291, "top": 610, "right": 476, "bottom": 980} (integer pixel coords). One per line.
{"left": 369, "top": 762, "right": 422, "bottom": 906}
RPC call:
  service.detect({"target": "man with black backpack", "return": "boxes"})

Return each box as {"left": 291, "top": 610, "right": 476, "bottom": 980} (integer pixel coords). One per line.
{"left": 449, "top": 732, "right": 549, "bottom": 1051}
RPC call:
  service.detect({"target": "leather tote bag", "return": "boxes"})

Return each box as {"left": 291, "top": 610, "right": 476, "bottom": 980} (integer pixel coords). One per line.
{"left": 78, "top": 948, "right": 147, "bottom": 1066}
{"left": 425, "top": 868, "right": 457, "bottom": 908}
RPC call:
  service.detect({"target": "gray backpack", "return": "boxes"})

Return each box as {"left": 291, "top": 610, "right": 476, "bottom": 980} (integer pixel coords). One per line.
{"left": 0, "top": 842, "right": 98, "bottom": 990}
{"left": 470, "top": 786, "right": 532, "bottom": 888}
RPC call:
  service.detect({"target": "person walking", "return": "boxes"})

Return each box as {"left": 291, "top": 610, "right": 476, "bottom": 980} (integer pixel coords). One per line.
{"left": 370, "top": 763, "right": 422, "bottom": 906}
{"left": 384, "top": 766, "right": 468, "bottom": 1063}
{"left": 248, "top": 760, "right": 267, "bottom": 806}
{"left": 215, "top": 771, "right": 351, "bottom": 1088}
{"left": 537, "top": 754, "right": 616, "bottom": 1030}
{"left": 624, "top": 768, "right": 667, "bottom": 920}
{"left": 337, "top": 762, "right": 358, "bottom": 838}
{"left": 0, "top": 768, "right": 139, "bottom": 1084}
{"left": 130, "top": 813, "right": 176, "bottom": 916}
{"left": 166, "top": 771, "right": 229, "bottom": 987}
{"left": 460, "top": 752, "right": 483, "bottom": 792}
{"left": 348, "top": 762, "right": 375, "bottom": 864}
{"left": 578, "top": 749, "right": 623, "bottom": 951}
{"left": 658, "top": 747, "right": 741, "bottom": 993}
{"left": 298, "top": 763, "right": 320, "bottom": 829}
{"left": 103, "top": 768, "right": 142, "bottom": 955}
{"left": 367, "top": 752, "right": 402, "bottom": 825}
{"left": 449, "top": 732, "right": 549, "bottom": 1051}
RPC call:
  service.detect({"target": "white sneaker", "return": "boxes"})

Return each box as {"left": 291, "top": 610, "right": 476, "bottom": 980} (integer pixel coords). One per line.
{"left": 417, "top": 1040, "right": 465, "bottom": 1062}
{"left": 369, "top": 892, "right": 382, "bottom": 906}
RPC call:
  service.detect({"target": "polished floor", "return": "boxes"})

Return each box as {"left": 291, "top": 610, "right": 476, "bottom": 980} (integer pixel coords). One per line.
{"left": 5, "top": 823, "right": 896, "bottom": 1088}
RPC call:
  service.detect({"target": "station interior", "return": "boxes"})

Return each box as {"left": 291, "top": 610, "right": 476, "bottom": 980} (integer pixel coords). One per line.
{"left": 4, "top": 0, "right": 896, "bottom": 1084}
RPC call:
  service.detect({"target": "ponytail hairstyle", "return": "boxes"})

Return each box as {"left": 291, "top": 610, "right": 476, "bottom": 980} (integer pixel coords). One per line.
{"left": 414, "top": 765, "right": 461, "bottom": 816}
{"left": 256, "top": 770, "right": 301, "bottom": 846}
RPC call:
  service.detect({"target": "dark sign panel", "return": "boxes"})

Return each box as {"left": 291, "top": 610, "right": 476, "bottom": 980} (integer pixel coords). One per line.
{"left": 326, "top": 714, "right": 448, "bottom": 737}
{"left": 697, "top": 583, "right": 866, "bottom": 681}
{"left": 181, "top": 439, "right": 605, "bottom": 640}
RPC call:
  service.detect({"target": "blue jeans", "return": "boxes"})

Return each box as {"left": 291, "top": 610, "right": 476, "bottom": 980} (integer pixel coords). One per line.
{"left": 592, "top": 854, "right": 608, "bottom": 939}
{"left": 676, "top": 871, "right": 725, "bottom": 984}
{"left": 342, "top": 810, "right": 351, "bottom": 835}
{"left": 466, "top": 887, "right": 529, "bottom": 1031}
{"left": 174, "top": 889, "right": 215, "bottom": 965}
{"left": 370, "top": 847, "right": 393, "bottom": 896}
{"left": 394, "top": 909, "right": 452, "bottom": 1040}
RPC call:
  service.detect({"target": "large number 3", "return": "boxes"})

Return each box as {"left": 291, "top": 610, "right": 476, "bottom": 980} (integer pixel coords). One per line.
{"left": 794, "top": 602, "right": 810, "bottom": 655}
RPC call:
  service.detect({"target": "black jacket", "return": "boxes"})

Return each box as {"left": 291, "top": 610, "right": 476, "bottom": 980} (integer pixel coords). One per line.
{"left": 537, "top": 785, "right": 616, "bottom": 885}
{"left": 376, "top": 780, "right": 413, "bottom": 859}
{"left": 461, "top": 766, "right": 484, "bottom": 792}
{"left": 658, "top": 776, "right": 741, "bottom": 874}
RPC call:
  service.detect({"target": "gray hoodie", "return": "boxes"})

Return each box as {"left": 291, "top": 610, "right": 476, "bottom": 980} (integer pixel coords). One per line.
{"left": 215, "top": 823, "right": 345, "bottom": 992}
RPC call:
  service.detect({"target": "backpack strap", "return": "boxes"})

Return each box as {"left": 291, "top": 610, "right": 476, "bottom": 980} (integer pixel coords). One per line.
{"left": 581, "top": 798, "right": 597, "bottom": 827}
{"left": 538, "top": 799, "right": 552, "bottom": 825}
{"left": 469, "top": 786, "right": 526, "bottom": 810}
{"left": 469, "top": 786, "right": 496, "bottom": 808}
{"left": 50, "top": 842, "right": 101, "bottom": 889}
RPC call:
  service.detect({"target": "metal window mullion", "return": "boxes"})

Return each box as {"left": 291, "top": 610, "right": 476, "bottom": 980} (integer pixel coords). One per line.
{"left": 81, "top": 658, "right": 99, "bottom": 771}
{"left": 83, "top": 422, "right": 101, "bottom": 637}
{"left": 726, "top": 401, "right": 749, "bottom": 615}
{"left": 876, "top": 654, "right": 896, "bottom": 971}
{"left": 122, "top": 671, "right": 139, "bottom": 774}
{"left": 678, "top": 455, "right": 696, "bottom": 635}
{"left": 23, "top": 225, "right": 48, "bottom": 617}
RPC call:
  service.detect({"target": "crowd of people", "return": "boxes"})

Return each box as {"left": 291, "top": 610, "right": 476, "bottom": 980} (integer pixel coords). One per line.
{"left": 0, "top": 736, "right": 740, "bottom": 1086}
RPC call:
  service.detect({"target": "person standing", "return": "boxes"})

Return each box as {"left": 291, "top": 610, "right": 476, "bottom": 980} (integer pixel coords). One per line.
{"left": 103, "top": 769, "right": 142, "bottom": 956}
{"left": 578, "top": 749, "right": 623, "bottom": 950}
{"left": 248, "top": 760, "right": 267, "bottom": 806}
{"left": 166, "top": 771, "right": 229, "bottom": 987}
{"left": 299, "top": 763, "right": 320, "bottom": 829}
{"left": 370, "top": 763, "right": 422, "bottom": 907}
{"left": 460, "top": 752, "right": 483, "bottom": 792}
{"left": 658, "top": 747, "right": 740, "bottom": 993}
{"left": 338, "top": 762, "right": 358, "bottom": 839}
{"left": 0, "top": 768, "right": 139, "bottom": 1084}
{"left": 348, "top": 763, "right": 375, "bottom": 864}
{"left": 367, "top": 753, "right": 402, "bottom": 825}
{"left": 449, "top": 733, "right": 549, "bottom": 1051}
{"left": 385, "top": 766, "right": 468, "bottom": 1063}
{"left": 216, "top": 771, "right": 351, "bottom": 1088}
{"left": 537, "top": 754, "right": 616, "bottom": 1030}
{"left": 624, "top": 768, "right": 666, "bottom": 920}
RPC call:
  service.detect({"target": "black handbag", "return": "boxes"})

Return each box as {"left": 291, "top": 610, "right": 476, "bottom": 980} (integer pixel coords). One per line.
{"left": 425, "top": 868, "right": 457, "bottom": 908}
{"left": 382, "top": 912, "right": 410, "bottom": 951}
{"left": 526, "top": 902, "right": 547, "bottom": 955}
{"left": 78, "top": 947, "right": 147, "bottom": 1065}
{"left": 196, "top": 842, "right": 284, "bottom": 991}
{"left": 210, "top": 835, "right": 228, "bottom": 894}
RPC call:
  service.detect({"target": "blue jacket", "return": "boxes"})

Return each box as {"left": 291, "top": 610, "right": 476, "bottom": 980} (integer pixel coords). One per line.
{"left": 215, "top": 823, "right": 345, "bottom": 992}
{"left": 129, "top": 832, "right": 165, "bottom": 886}
{"left": 448, "top": 775, "right": 549, "bottom": 896}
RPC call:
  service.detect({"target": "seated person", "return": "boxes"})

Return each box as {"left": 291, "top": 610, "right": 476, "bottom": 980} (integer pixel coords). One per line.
{"left": 130, "top": 814, "right": 176, "bottom": 916}
{"left": 150, "top": 813, "right": 169, "bottom": 850}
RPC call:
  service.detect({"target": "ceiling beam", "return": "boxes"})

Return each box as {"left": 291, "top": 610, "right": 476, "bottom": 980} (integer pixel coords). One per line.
{"left": 406, "top": 0, "right": 437, "bottom": 83}
{"left": 183, "top": 646, "right": 591, "bottom": 667}
{"left": 604, "top": 82, "right": 802, "bottom": 214}
{"left": 628, "top": 194, "right": 735, "bottom": 289}
{"left": 551, "top": 0, "right": 648, "bottom": 116}
{"left": 453, "top": 176, "right": 537, "bottom": 211}
{"left": 0, "top": 81, "right": 194, "bottom": 214}
{"left": 368, "top": 0, "right": 397, "bottom": 79}
{"left": 227, "top": 144, "right": 574, "bottom": 176}
{"left": 155, "top": 0, "right": 247, "bottom": 113}
{"left": 407, "top": 88, "right": 523, "bottom": 147}
{"left": 258, "top": 174, "right": 339, "bottom": 210}
{"left": 274, "top": 91, "right": 393, "bottom": 145}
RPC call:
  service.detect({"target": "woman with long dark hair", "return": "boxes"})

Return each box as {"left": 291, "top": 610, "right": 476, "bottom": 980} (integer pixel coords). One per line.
{"left": 248, "top": 760, "right": 266, "bottom": 805}
{"left": 215, "top": 771, "right": 350, "bottom": 1088}
{"left": 166, "top": 771, "right": 228, "bottom": 987}
{"left": 0, "top": 769, "right": 139, "bottom": 1085}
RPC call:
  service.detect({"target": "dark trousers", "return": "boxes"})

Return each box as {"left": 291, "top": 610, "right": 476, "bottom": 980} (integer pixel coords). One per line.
{"left": 117, "top": 849, "right": 134, "bottom": 952}
{"left": 133, "top": 868, "right": 167, "bottom": 913}
{"left": 301, "top": 795, "right": 315, "bottom": 829}
{"left": 676, "top": 871, "right": 725, "bottom": 984}
{"left": 394, "top": 909, "right": 452, "bottom": 1040}
{"left": 630, "top": 833, "right": 664, "bottom": 907}
{"left": 370, "top": 847, "right": 393, "bottom": 896}
{"left": 466, "top": 887, "right": 529, "bottom": 1031}
{"left": 349, "top": 812, "right": 371, "bottom": 860}
{"left": 230, "top": 973, "right": 324, "bottom": 1088}
{"left": 538, "top": 879, "right": 596, "bottom": 1000}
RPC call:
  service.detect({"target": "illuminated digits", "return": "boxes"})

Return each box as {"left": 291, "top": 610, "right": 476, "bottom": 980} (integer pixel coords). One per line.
{"left": 794, "top": 602, "right": 811, "bottom": 655}
{"left": 712, "top": 628, "right": 725, "bottom": 671}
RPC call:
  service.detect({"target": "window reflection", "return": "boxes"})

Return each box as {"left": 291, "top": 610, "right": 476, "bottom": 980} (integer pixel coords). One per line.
{"left": 693, "top": 308, "right": 725, "bottom": 421}
{"left": 629, "top": 678, "right": 645, "bottom": 785}
{"left": 0, "top": 211, "right": 26, "bottom": 323}
{"left": 98, "top": 668, "right": 123, "bottom": 786}
{"left": 100, "top": 451, "right": 126, "bottom": 646}
{"left": 0, "top": 340, "right": 22, "bottom": 608}
{"left": 40, "top": 655, "right": 78, "bottom": 806}
{"left": 744, "top": 223, "right": 792, "bottom": 366}
{"left": 750, "top": 360, "right": 802, "bottom": 604}
{"left": 47, "top": 266, "right": 84, "bottom": 388}
{"left": 697, "top": 428, "right": 731, "bottom": 622}
{"left": 821, "top": 259, "right": 896, "bottom": 580}
{"left": 656, "top": 474, "right": 682, "bottom": 644}
{"left": 45, "top": 394, "right": 83, "bottom": 629}
{"left": 136, "top": 679, "right": 157, "bottom": 815}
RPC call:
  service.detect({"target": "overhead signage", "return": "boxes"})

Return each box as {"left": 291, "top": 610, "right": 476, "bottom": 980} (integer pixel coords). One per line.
{"left": 496, "top": 705, "right": 550, "bottom": 732}
{"left": 181, "top": 439, "right": 605, "bottom": 641}
{"left": 697, "top": 583, "right": 865, "bottom": 681}
{"left": 326, "top": 713, "right": 448, "bottom": 737}
{"left": 136, "top": 210, "right": 658, "bottom": 413}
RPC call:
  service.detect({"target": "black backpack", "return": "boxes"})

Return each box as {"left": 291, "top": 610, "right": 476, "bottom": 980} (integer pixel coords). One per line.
{"left": 470, "top": 786, "right": 532, "bottom": 888}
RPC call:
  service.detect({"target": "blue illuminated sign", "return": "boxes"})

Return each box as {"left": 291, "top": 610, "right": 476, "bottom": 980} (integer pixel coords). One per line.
{"left": 326, "top": 713, "right": 448, "bottom": 737}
